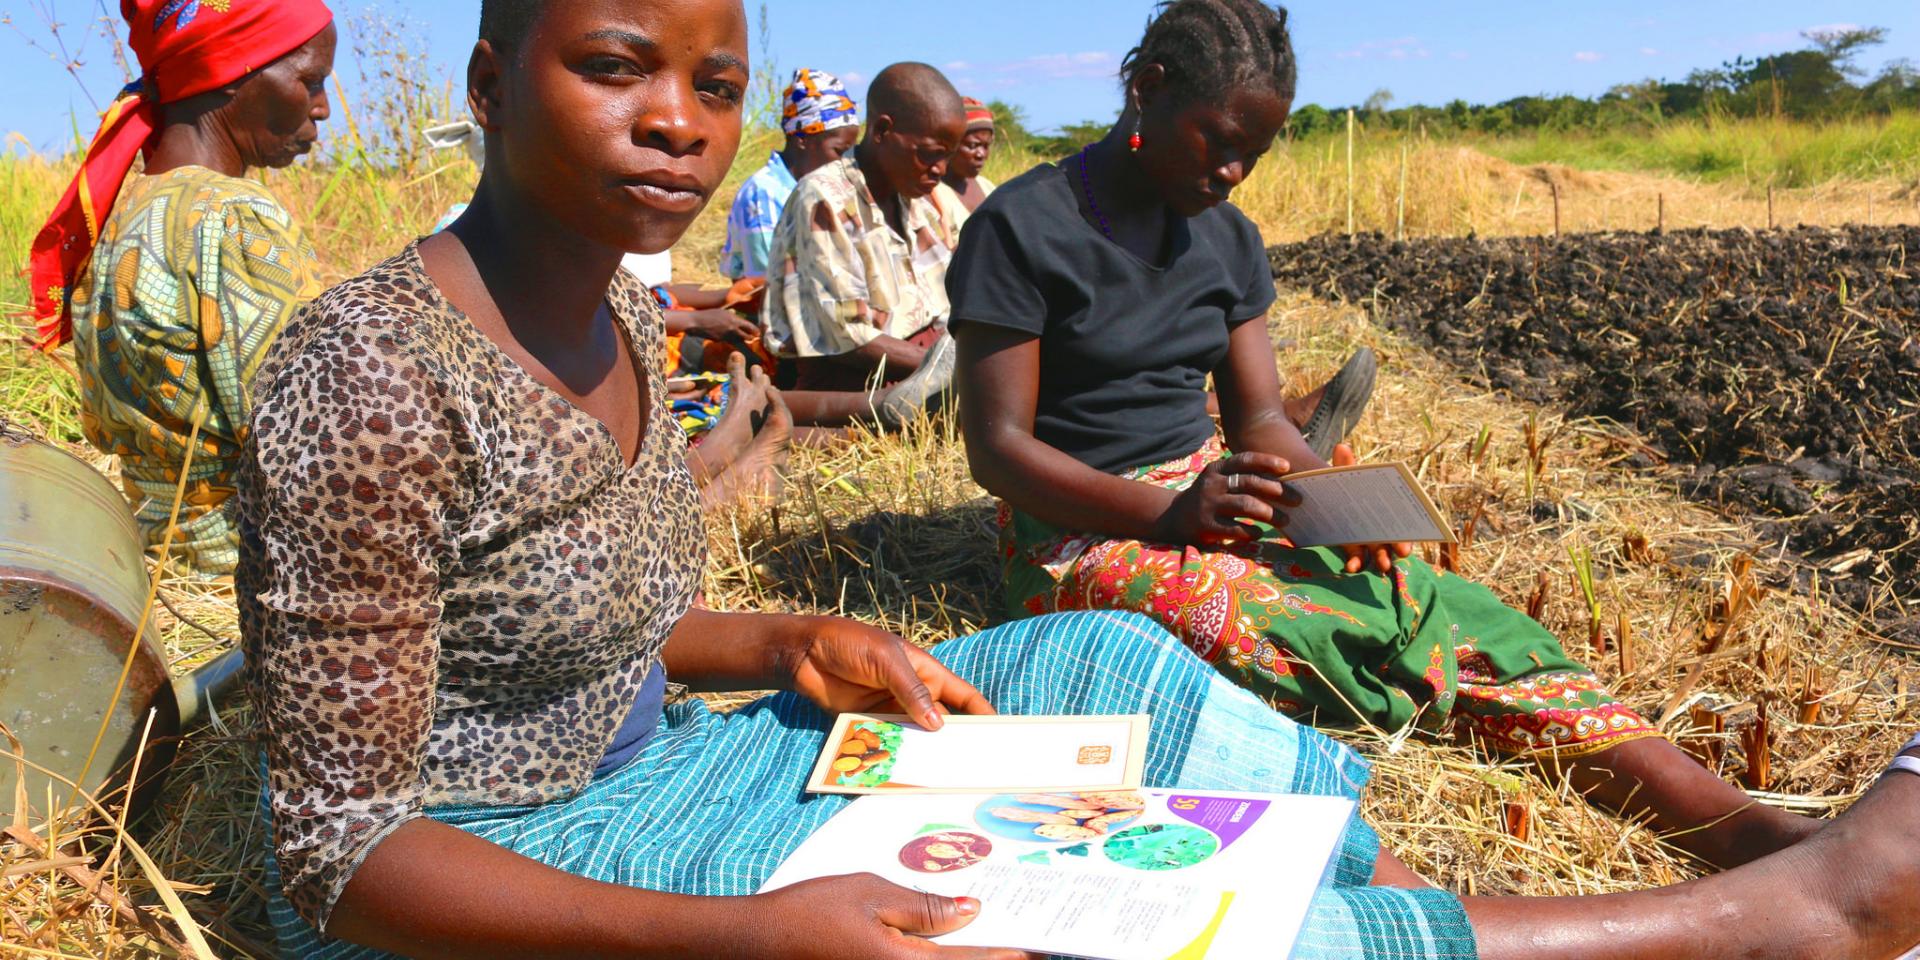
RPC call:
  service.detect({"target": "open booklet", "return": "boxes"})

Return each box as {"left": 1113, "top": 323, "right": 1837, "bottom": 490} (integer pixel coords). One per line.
{"left": 806, "top": 714, "right": 1150, "bottom": 795}
{"left": 762, "top": 788, "right": 1357, "bottom": 960}
{"left": 1271, "top": 461, "right": 1457, "bottom": 548}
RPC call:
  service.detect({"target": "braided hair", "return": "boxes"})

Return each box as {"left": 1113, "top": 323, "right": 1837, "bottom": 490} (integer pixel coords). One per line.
{"left": 1120, "top": 0, "right": 1297, "bottom": 107}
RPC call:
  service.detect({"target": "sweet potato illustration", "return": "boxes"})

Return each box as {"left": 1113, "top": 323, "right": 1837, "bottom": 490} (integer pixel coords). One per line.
{"left": 1013, "top": 794, "right": 1085, "bottom": 808}
{"left": 1087, "top": 809, "right": 1142, "bottom": 834}
{"left": 1035, "top": 823, "right": 1101, "bottom": 841}
{"left": 1077, "top": 791, "right": 1146, "bottom": 810}
{"left": 990, "top": 807, "right": 1076, "bottom": 825}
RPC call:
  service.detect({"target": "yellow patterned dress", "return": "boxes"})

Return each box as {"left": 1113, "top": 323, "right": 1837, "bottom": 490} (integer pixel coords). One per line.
{"left": 70, "top": 165, "right": 322, "bottom": 577}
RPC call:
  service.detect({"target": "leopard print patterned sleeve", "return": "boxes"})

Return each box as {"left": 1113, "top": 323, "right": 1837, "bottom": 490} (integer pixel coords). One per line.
{"left": 238, "top": 246, "right": 704, "bottom": 932}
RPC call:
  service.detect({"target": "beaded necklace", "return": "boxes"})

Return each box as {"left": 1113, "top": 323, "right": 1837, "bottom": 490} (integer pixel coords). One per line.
{"left": 1075, "top": 144, "right": 1114, "bottom": 242}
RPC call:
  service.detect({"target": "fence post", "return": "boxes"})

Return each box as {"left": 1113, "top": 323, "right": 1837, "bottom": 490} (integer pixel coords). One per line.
{"left": 1657, "top": 193, "right": 1664, "bottom": 233}
{"left": 1345, "top": 108, "right": 1356, "bottom": 237}
{"left": 1767, "top": 185, "right": 1775, "bottom": 230}
{"left": 1550, "top": 181, "right": 1561, "bottom": 239}
{"left": 1396, "top": 142, "right": 1408, "bottom": 241}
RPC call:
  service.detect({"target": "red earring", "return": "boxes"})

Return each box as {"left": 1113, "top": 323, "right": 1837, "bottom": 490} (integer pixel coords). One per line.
{"left": 1129, "top": 130, "right": 1143, "bottom": 151}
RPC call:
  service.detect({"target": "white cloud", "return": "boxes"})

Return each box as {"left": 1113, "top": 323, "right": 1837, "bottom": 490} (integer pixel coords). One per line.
{"left": 841, "top": 71, "right": 867, "bottom": 88}
{"left": 1573, "top": 51, "right": 1604, "bottom": 63}
{"left": 1333, "top": 37, "right": 1431, "bottom": 61}
{"left": 1448, "top": 50, "right": 1472, "bottom": 61}
{"left": 1803, "top": 21, "right": 1861, "bottom": 35}
{"left": 1639, "top": 47, "right": 1660, "bottom": 57}
{"left": 944, "top": 60, "right": 972, "bottom": 72}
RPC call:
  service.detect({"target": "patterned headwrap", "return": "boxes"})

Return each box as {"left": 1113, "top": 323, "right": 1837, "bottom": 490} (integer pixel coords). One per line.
{"left": 781, "top": 68, "right": 860, "bottom": 138}
{"left": 963, "top": 97, "right": 994, "bottom": 132}
{"left": 28, "top": 0, "right": 335, "bottom": 349}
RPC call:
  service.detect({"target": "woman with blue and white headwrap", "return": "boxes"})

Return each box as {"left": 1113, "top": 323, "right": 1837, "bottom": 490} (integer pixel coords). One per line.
{"left": 721, "top": 67, "right": 863, "bottom": 281}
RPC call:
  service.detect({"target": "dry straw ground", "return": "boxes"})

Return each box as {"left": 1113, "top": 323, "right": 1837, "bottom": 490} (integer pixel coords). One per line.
{"left": 3, "top": 117, "right": 1918, "bottom": 956}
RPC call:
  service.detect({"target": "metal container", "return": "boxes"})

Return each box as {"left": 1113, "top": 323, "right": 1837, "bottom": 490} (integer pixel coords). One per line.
{"left": 0, "top": 423, "right": 170, "bottom": 807}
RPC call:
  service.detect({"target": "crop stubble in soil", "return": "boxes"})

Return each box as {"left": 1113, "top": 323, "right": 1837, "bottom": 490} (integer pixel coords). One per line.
{"left": 1269, "top": 226, "right": 1920, "bottom": 622}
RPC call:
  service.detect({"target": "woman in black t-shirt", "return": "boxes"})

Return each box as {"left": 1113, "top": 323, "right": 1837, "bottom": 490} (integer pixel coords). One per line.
{"left": 950, "top": 0, "right": 1811, "bottom": 870}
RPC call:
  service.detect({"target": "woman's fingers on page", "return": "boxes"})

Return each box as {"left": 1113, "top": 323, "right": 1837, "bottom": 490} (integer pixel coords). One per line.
{"left": 1234, "top": 474, "right": 1293, "bottom": 507}
{"left": 1204, "top": 517, "right": 1260, "bottom": 545}
{"left": 907, "top": 645, "right": 996, "bottom": 716}
{"left": 869, "top": 881, "right": 979, "bottom": 939}
{"left": 1218, "top": 494, "right": 1274, "bottom": 526}
{"left": 875, "top": 639, "right": 942, "bottom": 730}
{"left": 1225, "top": 451, "right": 1290, "bottom": 478}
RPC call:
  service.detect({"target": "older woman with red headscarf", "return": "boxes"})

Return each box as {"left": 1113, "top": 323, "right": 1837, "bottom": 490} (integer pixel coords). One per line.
{"left": 29, "top": 0, "right": 337, "bottom": 577}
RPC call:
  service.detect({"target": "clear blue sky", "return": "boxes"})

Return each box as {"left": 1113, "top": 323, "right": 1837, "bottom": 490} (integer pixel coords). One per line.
{"left": 4, "top": 1, "right": 1918, "bottom": 153}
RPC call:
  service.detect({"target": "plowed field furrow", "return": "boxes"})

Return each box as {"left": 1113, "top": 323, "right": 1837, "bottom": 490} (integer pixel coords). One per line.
{"left": 1270, "top": 226, "right": 1920, "bottom": 617}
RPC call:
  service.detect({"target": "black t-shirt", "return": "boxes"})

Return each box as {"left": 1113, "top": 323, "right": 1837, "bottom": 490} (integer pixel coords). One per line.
{"left": 947, "top": 163, "right": 1276, "bottom": 474}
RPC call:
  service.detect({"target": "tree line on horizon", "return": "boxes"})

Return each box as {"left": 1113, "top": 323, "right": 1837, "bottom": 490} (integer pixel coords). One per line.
{"left": 989, "top": 25, "right": 1918, "bottom": 154}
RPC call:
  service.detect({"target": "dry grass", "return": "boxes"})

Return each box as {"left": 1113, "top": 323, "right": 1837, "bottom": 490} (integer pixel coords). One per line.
{"left": 1233, "top": 140, "right": 1920, "bottom": 242}
{"left": 3, "top": 131, "right": 1917, "bottom": 955}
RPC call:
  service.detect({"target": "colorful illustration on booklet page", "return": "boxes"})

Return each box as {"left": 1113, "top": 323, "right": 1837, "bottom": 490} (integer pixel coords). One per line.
{"left": 829, "top": 720, "right": 903, "bottom": 787}
{"left": 898, "top": 831, "right": 994, "bottom": 873}
{"left": 973, "top": 791, "right": 1147, "bottom": 842}
{"left": 1102, "top": 823, "right": 1220, "bottom": 871}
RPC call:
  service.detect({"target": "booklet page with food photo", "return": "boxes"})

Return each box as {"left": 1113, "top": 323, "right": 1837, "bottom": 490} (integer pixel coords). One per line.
{"left": 806, "top": 714, "right": 1150, "bottom": 795}
{"left": 761, "top": 789, "right": 1357, "bottom": 960}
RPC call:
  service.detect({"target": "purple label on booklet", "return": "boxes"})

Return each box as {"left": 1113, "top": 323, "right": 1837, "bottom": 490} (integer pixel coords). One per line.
{"left": 1166, "top": 794, "right": 1270, "bottom": 850}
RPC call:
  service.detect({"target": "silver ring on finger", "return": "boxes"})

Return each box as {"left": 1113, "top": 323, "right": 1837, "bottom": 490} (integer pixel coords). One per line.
{"left": 1228, "top": 473, "right": 1240, "bottom": 494}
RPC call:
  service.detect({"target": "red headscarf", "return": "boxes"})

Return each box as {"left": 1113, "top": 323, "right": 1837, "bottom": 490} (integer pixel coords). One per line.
{"left": 27, "top": 0, "right": 334, "bottom": 349}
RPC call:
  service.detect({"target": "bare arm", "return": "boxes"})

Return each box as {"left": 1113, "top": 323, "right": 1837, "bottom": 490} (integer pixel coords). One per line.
{"left": 956, "top": 323, "right": 1290, "bottom": 546}
{"left": 661, "top": 607, "right": 994, "bottom": 724}
{"left": 840, "top": 331, "right": 928, "bottom": 376}
{"left": 662, "top": 283, "right": 731, "bottom": 310}
{"left": 1214, "top": 317, "right": 1325, "bottom": 473}
{"left": 330, "top": 829, "right": 737, "bottom": 960}
{"left": 332, "top": 822, "right": 1025, "bottom": 960}
{"left": 329, "top": 608, "right": 1006, "bottom": 958}
{"left": 664, "top": 307, "right": 761, "bottom": 341}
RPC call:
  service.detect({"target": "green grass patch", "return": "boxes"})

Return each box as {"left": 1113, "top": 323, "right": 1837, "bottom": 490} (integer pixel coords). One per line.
{"left": 1480, "top": 112, "right": 1920, "bottom": 186}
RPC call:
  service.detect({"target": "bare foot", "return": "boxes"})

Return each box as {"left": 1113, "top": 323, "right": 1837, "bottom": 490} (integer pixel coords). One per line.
{"left": 1555, "top": 736, "right": 1822, "bottom": 871}
{"left": 1687, "top": 801, "right": 1822, "bottom": 869}
{"left": 1284, "top": 385, "right": 1326, "bottom": 429}
{"left": 693, "top": 353, "right": 772, "bottom": 481}
{"left": 702, "top": 384, "right": 792, "bottom": 508}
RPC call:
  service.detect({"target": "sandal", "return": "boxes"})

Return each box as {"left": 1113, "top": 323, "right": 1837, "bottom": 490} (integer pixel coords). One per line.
{"left": 1299, "top": 347, "right": 1378, "bottom": 461}
{"left": 876, "top": 333, "right": 956, "bottom": 427}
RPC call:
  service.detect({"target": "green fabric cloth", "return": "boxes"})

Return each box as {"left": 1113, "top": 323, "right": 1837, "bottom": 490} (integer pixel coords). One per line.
{"left": 999, "top": 442, "right": 1659, "bottom": 757}
{"left": 70, "top": 165, "right": 321, "bottom": 576}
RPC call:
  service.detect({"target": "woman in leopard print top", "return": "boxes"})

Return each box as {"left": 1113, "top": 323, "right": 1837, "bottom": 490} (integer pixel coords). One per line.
{"left": 238, "top": 2, "right": 1480, "bottom": 958}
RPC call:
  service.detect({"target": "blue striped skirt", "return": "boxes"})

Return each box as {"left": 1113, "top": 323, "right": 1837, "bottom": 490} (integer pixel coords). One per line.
{"left": 269, "top": 611, "right": 1477, "bottom": 959}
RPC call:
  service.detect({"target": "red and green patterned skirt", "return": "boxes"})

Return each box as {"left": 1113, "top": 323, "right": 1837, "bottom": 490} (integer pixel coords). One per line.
{"left": 998, "top": 440, "right": 1659, "bottom": 757}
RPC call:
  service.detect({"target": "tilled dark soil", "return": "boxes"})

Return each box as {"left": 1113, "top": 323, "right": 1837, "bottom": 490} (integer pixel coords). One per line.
{"left": 1269, "top": 226, "right": 1920, "bottom": 613}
